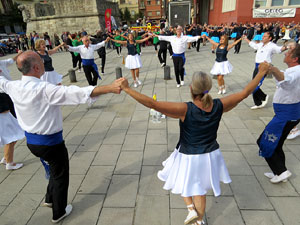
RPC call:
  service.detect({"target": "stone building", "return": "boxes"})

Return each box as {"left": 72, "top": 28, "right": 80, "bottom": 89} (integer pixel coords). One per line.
{"left": 18, "top": 0, "right": 120, "bottom": 35}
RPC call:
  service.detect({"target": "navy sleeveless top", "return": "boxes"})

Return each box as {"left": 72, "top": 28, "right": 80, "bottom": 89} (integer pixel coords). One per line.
{"left": 216, "top": 45, "right": 228, "bottom": 62}
{"left": 127, "top": 40, "right": 138, "bottom": 56}
{"left": 38, "top": 51, "right": 54, "bottom": 72}
{"left": 177, "top": 99, "right": 223, "bottom": 155}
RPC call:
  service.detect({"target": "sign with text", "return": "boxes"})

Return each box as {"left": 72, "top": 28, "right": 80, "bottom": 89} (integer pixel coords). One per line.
{"left": 253, "top": 8, "right": 296, "bottom": 18}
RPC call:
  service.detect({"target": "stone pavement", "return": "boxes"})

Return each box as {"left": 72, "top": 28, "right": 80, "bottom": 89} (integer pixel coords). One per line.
{"left": 0, "top": 41, "right": 300, "bottom": 225}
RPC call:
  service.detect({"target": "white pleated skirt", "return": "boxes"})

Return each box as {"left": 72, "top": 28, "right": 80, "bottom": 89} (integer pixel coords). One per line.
{"left": 125, "top": 54, "right": 142, "bottom": 69}
{"left": 157, "top": 147, "right": 231, "bottom": 197}
{"left": 210, "top": 61, "right": 233, "bottom": 75}
{"left": 0, "top": 112, "right": 24, "bottom": 147}
{"left": 40, "top": 70, "right": 63, "bottom": 85}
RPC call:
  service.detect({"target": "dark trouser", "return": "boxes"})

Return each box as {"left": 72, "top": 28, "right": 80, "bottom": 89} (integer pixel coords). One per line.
{"left": 260, "top": 120, "right": 300, "bottom": 175}
{"left": 168, "top": 44, "right": 173, "bottom": 56}
{"left": 83, "top": 65, "right": 98, "bottom": 86}
{"left": 116, "top": 46, "right": 122, "bottom": 55}
{"left": 158, "top": 48, "right": 167, "bottom": 64}
{"left": 73, "top": 54, "right": 82, "bottom": 69}
{"left": 71, "top": 52, "right": 76, "bottom": 68}
{"left": 273, "top": 35, "right": 280, "bottom": 43}
{"left": 234, "top": 40, "right": 241, "bottom": 53}
{"left": 196, "top": 39, "right": 201, "bottom": 52}
{"left": 252, "top": 67, "right": 267, "bottom": 106}
{"left": 98, "top": 54, "right": 106, "bottom": 73}
{"left": 0, "top": 93, "right": 16, "bottom": 118}
{"left": 27, "top": 141, "right": 69, "bottom": 220}
{"left": 172, "top": 56, "right": 184, "bottom": 84}
{"left": 154, "top": 43, "right": 158, "bottom": 51}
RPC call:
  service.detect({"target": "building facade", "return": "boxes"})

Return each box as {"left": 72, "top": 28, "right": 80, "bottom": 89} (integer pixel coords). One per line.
{"left": 208, "top": 0, "right": 300, "bottom": 24}
{"left": 139, "top": 0, "right": 164, "bottom": 22}
{"left": 119, "top": 0, "right": 139, "bottom": 19}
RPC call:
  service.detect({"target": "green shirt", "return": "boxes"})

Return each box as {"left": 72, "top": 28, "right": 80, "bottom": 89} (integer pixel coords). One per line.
{"left": 135, "top": 36, "right": 142, "bottom": 54}
{"left": 72, "top": 39, "right": 82, "bottom": 56}
{"left": 153, "top": 32, "right": 160, "bottom": 44}
{"left": 114, "top": 35, "right": 121, "bottom": 47}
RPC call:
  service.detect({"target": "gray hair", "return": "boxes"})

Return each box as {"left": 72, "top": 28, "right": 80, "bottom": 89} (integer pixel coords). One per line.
{"left": 17, "top": 55, "right": 35, "bottom": 74}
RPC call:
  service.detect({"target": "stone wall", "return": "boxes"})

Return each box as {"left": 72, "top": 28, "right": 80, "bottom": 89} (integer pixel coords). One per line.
{"left": 22, "top": 0, "right": 120, "bottom": 36}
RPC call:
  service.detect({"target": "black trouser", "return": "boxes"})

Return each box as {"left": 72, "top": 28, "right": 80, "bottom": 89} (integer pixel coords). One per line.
{"left": 168, "top": 44, "right": 173, "bottom": 56}
{"left": 83, "top": 65, "right": 98, "bottom": 86}
{"left": 154, "top": 43, "right": 158, "bottom": 51}
{"left": 252, "top": 67, "right": 267, "bottom": 106}
{"left": 27, "top": 141, "right": 69, "bottom": 220}
{"left": 258, "top": 120, "right": 300, "bottom": 175}
{"left": 98, "top": 53, "right": 106, "bottom": 73}
{"left": 158, "top": 48, "right": 167, "bottom": 64}
{"left": 116, "top": 46, "right": 122, "bottom": 55}
{"left": 196, "top": 39, "right": 201, "bottom": 52}
{"left": 273, "top": 35, "right": 280, "bottom": 43}
{"left": 73, "top": 54, "right": 82, "bottom": 70}
{"left": 172, "top": 56, "right": 184, "bottom": 84}
{"left": 234, "top": 40, "right": 242, "bottom": 53}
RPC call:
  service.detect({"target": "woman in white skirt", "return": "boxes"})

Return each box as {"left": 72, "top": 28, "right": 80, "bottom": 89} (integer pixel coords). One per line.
{"left": 204, "top": 34, "right": 242, "bottom": 94}
{"left": 35, "top": 39, "right": 64, "bottom": 85}
{"left": 110, "top": 33, "right": 153, "bottom": 87}
{"left": 119, "top": 65, "right": 268, "bottom": 224}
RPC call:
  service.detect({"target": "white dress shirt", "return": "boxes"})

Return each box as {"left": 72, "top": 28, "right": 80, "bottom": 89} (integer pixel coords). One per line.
{"left": 273, "top": 65, "right": 300, "bottom": 104}
{"left": 68, "top": 41, "right": 106, "bottom": 59}
{"left": 0, "top": 76, "right": 95, "bottom": 135}
{"left": 158, "top": 35, "right": 199, "bottom": 54}
{"left": 0, "top": 58, "right": 14, "bottom": 80}
{"left": 249, "top": 41, "right": 282, "bottom": 63}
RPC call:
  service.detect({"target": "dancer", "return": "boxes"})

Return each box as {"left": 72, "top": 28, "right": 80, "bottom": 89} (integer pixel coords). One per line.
{"left": 153, "top": 28, "right": 160, "bottom": 55}
{"left": 64, "top": 36, "right": 110, "bottom": 86}
{"left": 110, "top": 32, "right": 153, "bottom": 88}
{"left": 119, "top": 62, "right": 269, "bottom": 225}
{"left": 92, "top": 30, "right": 108, "bottom": 75}
{"left": 157, "top": 29, "right": 168, "bottom": 67}
{"left": 35, "top": 39, "right": 65, "bottom": 85}
{"left": 0, "top": 51, "right": 123, "bottom": 223}
{"left": 206, "top": 26, "right": 223, "bottom": 53}
{"left": 0, "top": 51, "right": 24, "bottom": 170}
{"left": 204, "top": 34, "right": 242, "bottom": 94}
{"left": 69, "top": 34, "right": 83, "bottom": 72}
{"left": 155, "top": 25, "right": 201, "bottom": 87}
{"left": 243, "top": 32, "right": 287, "bottom": 109}
{"left": 112, "top": 30, "right": 122, "bottom": 57}
{"left": 258, "top": 44, "right": 300, "bottom": 183}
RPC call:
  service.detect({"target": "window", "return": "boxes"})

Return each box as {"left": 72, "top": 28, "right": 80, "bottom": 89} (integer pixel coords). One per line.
{"left": 140, "top": 1, "right": 145, "bottom": 7}
{"left": 254, "top": 0, "right": 267, "bottom": 7}
{"left": 147, "top": 0, "right": 151, "bottom": 5}
{"left": 148, "top": 11, "right": 152, "bottom": 16}
{"left": 289, "top": 0, "right": 300, "bottom": 5}
{"left": 222, "top": 0, "right": 236, "bottom": 12}
{"left": 120, "top": 0, "right": 125, "bottom": 3}
{"left": 156, "top": 0, "right": 160, "bottom": 4}
{"left": 131, "top": 10, "right": 135, "bottom": 15}
{"left": 156, "top": 11, "right": 161, "bottom": 15}
{"left": 271, "top": 0, "right": 284, "bottom": 6}
{"left": 210, "top": 0, "right": 214, "bottom": 10}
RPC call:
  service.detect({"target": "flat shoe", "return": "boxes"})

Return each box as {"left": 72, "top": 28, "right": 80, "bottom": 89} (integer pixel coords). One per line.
{"left": 6, "top": 163, "right": 23, "bottom": 170}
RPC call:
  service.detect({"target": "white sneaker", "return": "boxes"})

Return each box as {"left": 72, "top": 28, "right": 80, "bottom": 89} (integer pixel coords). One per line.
{"left": 42, "top": 202, "right": 53, "bottom": 208}
{"left": 177, "top": 84, "right": 181, "bottom": 88}
{"left": 170, "top": 55, "right": 173, "bottom": 59}
{"left": 261, "top": 95, "right": 269, "bottom": 107}
{"left": 218, "top": 88, "right": 222, "bottom": 95}
{"left": 264, "top": 172, "right": 275, "bottom": 179}
{"left": 6, "top": 163, "right": 23, "bottom": 170}
{"left": 270, "top": 170, "right": 292, "bottom": 183}
{"left": 250, "top": 104, "right": 263, "bottom": 110}
{"left": 0, "top": 157, "right": 6, "bottom": 165}
{"left": 78, "top": 69, "right": 82, "bottom": 73}
{"left": 287, "top": 128, "right": 300, "bottom": 140}
{"left": 181, "top": 81, "right": 184, "bottom": 86}
{"left": 161, "top": 63, "right": 165, "bottom": 67}
{"left": 51, "top": 204, "right": 72, "bottom": 223}
{"left": 101, "top": 72, "right": 104, "bottom": 75}
{"left": 222, "top": 87, "right": 226, "bottom": 94}
{"left": 137, "top": 80, "right": 142, "bottom": 85}
{"left": 184, "top": 209, "right": 199, "bottom": 225}
{"left": 134, "top": 82, "right": 138, "bottom": 88}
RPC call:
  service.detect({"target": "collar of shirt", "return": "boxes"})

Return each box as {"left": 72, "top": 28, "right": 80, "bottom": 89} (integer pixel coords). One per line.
{"left": 21, "top": 75, "right": 41, "bottom": 82}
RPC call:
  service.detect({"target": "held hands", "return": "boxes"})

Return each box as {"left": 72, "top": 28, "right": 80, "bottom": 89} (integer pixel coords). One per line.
{"left": 111, "top": 78, "right": 124, "bottom": 94}
{"left": 258, "top": 61, "right": 270, "bottom": 74}
{"left": 105, "top": 37, "right": 111, "bottom": 42}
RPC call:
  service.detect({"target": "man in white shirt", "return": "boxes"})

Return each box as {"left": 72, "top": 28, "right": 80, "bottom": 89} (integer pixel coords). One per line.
{"left": 64, "top": 36, "right": 109, "bottom": 86}
{"left": 0, "top": 51, "right": 123, "bottom": 223}
{"left": 156, "top": 26, "right": 201, "bottom": 87}
{"left": 244, "top": 32, "right": 287, "bottom": 109}
{"left": 257, "top": 44, "right": 300, "bottom": 184}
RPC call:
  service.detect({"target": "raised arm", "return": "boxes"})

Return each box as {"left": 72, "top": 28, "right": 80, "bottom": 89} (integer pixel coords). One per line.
{"left": 12, "top": 50, "right": 23, "bottom": 61}
{"left": 120, "top": 78, "right": 187, "bottom": 120}
{"left": 203, "top": 35, "right": 219, "bottom": 48}
{"left": 110, "top": 38, "right": 127, "bottom": 45}
{"left": 268, "top": 65, "right": 284, "bottom": 81}
{"left": 136, "top": 34, "right": 153, "bottom": 44}
{"left": 48, "top": 43, "right": 64, "bottom": 55}
{"left": 220, "top": 62, "right": 269, "bottom": 112}
{"left": 227, "top": 38, "right": 242, "bottom": 51}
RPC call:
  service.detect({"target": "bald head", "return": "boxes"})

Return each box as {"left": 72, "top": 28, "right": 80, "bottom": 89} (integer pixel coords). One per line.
{"left": 17, "top": 50, "right": 44, "bottom": 78}
{"left": 82, "top": 36, "right": 90, "bottom": 47}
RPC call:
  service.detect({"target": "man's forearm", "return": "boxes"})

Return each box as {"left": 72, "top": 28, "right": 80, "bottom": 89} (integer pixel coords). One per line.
{"left": 90, "top": 85, "right": 113, "bottom": 97}
{"left": 270, "top": 66, "right": 285, "bottom": 81}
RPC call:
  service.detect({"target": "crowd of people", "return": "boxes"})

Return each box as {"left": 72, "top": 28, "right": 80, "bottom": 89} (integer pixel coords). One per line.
{"left": 0, "top": 19, "right": 300, "bottom": 224}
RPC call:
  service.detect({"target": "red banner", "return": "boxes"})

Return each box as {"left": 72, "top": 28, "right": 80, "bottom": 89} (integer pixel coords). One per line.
{"left": 105, "top": 9, "right": 112, "bottom": 32}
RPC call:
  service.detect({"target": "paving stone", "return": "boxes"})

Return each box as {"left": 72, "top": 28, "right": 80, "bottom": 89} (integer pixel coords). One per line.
{"left": 148, "top": 117, "right": 167, "bottom": 130}
{"left": 286, "top": 144, "right": 300, "bottom": 161}
{"left": 206, "top": 196, "right": 244, "bottom": 225}
{"left": 69, "top": 152, "right": 96, "bottom": 175}
{"left": 22, "top": 168, "right": 48, "bottom": 194}
{"left": 102, "top": 129, "right": 127, "bottom": 145}
{"left": 134, "top": 195, "right": 169, "bottom": 225}
{"left": 168, "top": 133, "right": 179, "bottom": 152}
{"left": 63, "top": 194, "right": 105, "bottom": 225}
{"left": 167, "top": 120, "right": 180, "bottom": 134}
{"left": 92, "top": 144, "right": 121, "bottom": 166}
{"left": 64, "top": 129, "right": 87, "bottom": 145}
{"left": 241, "top": 210, "right": 283, "bottom": 225}
{"left": 270, "top": 197, "right": 300, "bottom": 225}
{"left": 122, "top": 134, "right": 146, "bottom": 151}
{"left": 114, "top": 152, "right": 143, "bottom": 175}
{"left": 231, "top": 175, "right": 273, "bottom": 210}
{"left": 217, "top": 133, "right": 239, "bottom": 152}
{"left": 229, "top": 128, "right": 257, "bottom": 144}
{"left": 223, "top": 116, "right": 246, "bottom": 129}
{"left": 104, "top": 175, "right": 139, "bottom": 207}
{"left": 223, "top": 152, "right": 253, "bottom": 175}
{"left": 131, "top": 110, "right": 150, "bottom": 122}
{"left": 27, "top": 207, "right": 56, "bottom": 225}
{"left": 11, "top": 153, "right": 41, "bottom": 175}
{"left": 77, "top": 133, "right": 103, "bottom": 151}
{"left": 110, "top": 117, "right": 131, "bottom": 129}
{"left": 78, "top": 166, "right": 113, "bottom": 194}
{"left": 146, "top": 129, "right": 167, "bottom": 145}
{"left": 239, "top": 144, "right": 267, "bottom": 166}
{"left": 127, "top": 121, "right": 148, "bottom": 134}
{"left": 97, "top": 208, "right": 134, "bottom": 225}
{"left": 143, "top": 144, "right": 168, "bottom": 166}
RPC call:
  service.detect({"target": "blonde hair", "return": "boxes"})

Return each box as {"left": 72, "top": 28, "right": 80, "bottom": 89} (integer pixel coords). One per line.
{"left": 191, "top": 71, "right": 213, "bottom": 109}
{"left": 35, "top": 39, "right": 45, "bottom": 51}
